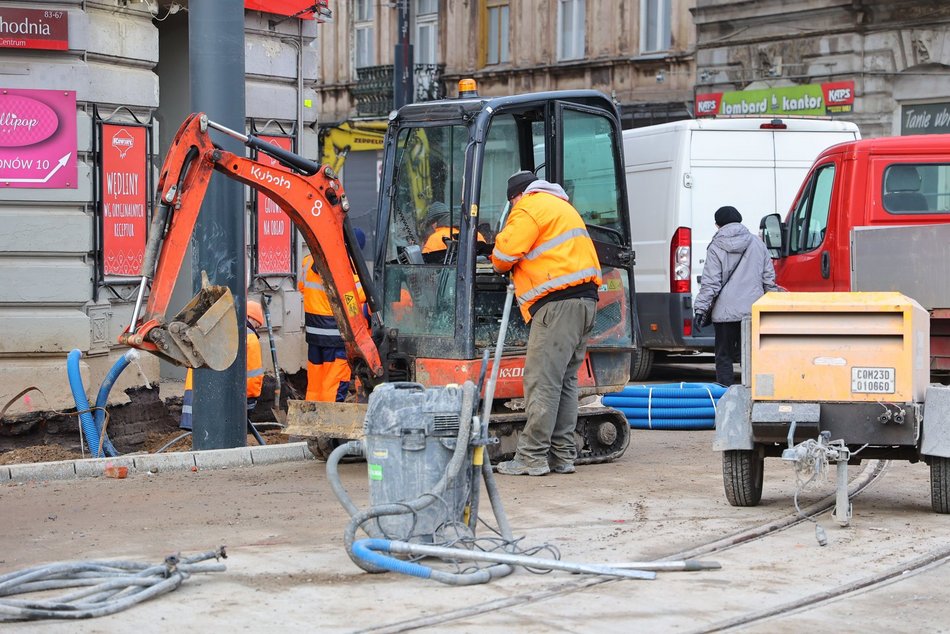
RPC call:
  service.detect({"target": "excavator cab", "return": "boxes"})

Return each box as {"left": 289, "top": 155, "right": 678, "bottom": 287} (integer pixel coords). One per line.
{"left": 377, "top": 89, "right": 636, "bottom": 395}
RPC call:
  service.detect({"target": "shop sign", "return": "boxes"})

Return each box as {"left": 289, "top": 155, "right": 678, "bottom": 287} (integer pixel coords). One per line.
{"left": 256, "top": 135, "right": 294, "bottom": 274}
{"left": 0, "top": 7, "right": 69, "bottom": 51}
{"left": 0, "top": 88, "right": 77, "bottom": 189}
{"left": 101, "top": 124, "right": 148, "bottom": 276}
{"left": 696, "top": 80, "right": 855, "bottom": 118}
{"left": 901, "top": 102, "right": 950, "bottom": 135}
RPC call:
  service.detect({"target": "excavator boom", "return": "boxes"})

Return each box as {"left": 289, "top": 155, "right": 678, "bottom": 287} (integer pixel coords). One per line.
{"left": 119, "top": 113, "right": 382, "bottom": 381}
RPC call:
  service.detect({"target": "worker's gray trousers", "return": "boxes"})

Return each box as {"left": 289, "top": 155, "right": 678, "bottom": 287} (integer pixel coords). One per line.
{"left": 516, "top": 297, "right": 597, "bottom": 467}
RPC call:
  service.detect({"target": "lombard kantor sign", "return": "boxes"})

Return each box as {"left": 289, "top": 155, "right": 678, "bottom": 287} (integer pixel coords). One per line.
{"left": 0, "top": 7, "right": 69, "bottom": 51}
{"left": 696, "top": 81, "right": 855, "bottom": 118}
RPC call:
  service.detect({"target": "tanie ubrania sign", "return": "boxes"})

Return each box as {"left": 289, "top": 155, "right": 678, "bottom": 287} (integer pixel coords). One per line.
{"left": 0, "top": 88, "right": 77, "bottom": 189}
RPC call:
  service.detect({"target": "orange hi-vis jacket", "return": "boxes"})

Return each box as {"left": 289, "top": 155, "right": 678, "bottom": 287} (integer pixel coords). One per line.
{"left": 422, "top": 226, "right": 488, "bottom": 254}
{"left": 491, "top": 184, "right": 601, "bottom": 322}
{"left": 299, "top": 254, "right": 365, "bottom": 346}
{"left": 246, "top": 326, "right": 264, "bottom": 400}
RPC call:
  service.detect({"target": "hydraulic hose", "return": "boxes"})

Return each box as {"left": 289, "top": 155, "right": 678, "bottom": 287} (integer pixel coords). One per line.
{"left": 66, "top": 350, "right": 109, "bottom": 458}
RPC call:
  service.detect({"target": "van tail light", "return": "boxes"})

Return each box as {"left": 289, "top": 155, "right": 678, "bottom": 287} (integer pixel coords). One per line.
{"left": 760, "top": 119, "right": 787, "bottom": 130}
{"left": 670, "top": 227, "right": 691, "bottom": 294}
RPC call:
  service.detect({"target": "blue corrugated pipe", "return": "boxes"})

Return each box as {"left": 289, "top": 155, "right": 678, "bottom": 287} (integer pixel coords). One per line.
{"left": 603, "top": 382, "right": 726, "bottom": 431}
{"left": 91, "top": 351, "right": 138, "bottom": 457}
{"left": 66, "top": 349, "right": 128, "bottom": 457}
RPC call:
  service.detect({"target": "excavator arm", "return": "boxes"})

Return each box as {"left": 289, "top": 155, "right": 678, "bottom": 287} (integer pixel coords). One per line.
{"left": 119, "top": 113, "right": 383, "bottom": 383}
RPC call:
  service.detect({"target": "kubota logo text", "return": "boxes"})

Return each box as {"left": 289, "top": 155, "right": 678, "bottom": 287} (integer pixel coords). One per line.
{"left": 250, "top": 165, "right": 290, "bottom": 189}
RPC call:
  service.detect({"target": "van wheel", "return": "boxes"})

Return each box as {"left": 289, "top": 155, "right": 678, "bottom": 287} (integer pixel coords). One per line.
{"left": 723, "top": 448, "right": 763, "bottom": 507}
{"left": 931, "top": 456, "right": 950, "bottom": 514}
{"left": 630, "top": 348, "right": 654, "bottom": 382}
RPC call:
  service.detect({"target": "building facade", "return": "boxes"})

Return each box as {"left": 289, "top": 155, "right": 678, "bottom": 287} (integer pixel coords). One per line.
{"left": 0, "top": 0, "right": 319, "bottom": 449}
{"left": 692, "top": 0, "right": 950, "bottom": 138}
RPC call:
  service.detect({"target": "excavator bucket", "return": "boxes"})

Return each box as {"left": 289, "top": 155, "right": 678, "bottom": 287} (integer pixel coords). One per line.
{"left": 166, "top": 282, "right": 239, "bottom": 371}
{"left": 285, "top": 399, "right": 367, "bottom": 458}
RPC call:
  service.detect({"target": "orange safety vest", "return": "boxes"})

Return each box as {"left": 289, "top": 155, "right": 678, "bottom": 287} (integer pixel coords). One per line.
{"left": 246, "top": 327, "right": 264, "bottom": 400}
{"left": 299, "top": 254, "right": 365, "bottom": 345}
{"left": 491, "top": 190, "right": 601, "bottom": 321}
{"left": 422, "top": 226, "right": 487, "bottom": 254}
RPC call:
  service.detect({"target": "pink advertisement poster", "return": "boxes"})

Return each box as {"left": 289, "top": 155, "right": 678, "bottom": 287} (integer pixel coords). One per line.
{"left": 0, "top": 88, "right": 77, "bottom": 189}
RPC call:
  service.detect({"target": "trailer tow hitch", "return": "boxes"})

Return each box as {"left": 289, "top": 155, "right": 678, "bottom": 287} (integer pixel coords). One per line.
{"left": 782, "top": 421, "right": 852, "bottom": 530}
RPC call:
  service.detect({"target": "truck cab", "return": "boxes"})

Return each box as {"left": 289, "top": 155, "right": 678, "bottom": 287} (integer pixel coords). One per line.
{"left": 761, "top": 134, "right": 950, "bottom": 291}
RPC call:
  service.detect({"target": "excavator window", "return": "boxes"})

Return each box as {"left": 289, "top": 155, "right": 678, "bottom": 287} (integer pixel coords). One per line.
{"left": 381, "top": 123, "right": 468, "bottom": 337}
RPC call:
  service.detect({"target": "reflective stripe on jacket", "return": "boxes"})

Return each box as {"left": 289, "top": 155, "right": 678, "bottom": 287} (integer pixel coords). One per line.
{"left": 299, "top": 254, "right": 365, "bottom": 346}
{"left": 246, "top": 327, "right": 264, "bottom": 400}
{"left": 490, "top": 182, "right": 601, "bottom": 321}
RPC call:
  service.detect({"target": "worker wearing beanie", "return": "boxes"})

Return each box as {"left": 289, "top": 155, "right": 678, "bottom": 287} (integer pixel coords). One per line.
{"left": 180, "top": 300, "right": 266, "bottom": 430}
{"left": 490, "top": 170, "right": 601, "bottom": 476}
{"left": 693, "top": 205, "right": 782, "bottom": 386}
{"left": 299, "top": 228, "right": 367, "bottom": 402}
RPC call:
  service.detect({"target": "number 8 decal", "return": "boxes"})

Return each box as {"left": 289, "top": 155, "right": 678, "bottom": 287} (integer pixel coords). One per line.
{"left": 311, "top": 199, "right": 323, "bottom": 217}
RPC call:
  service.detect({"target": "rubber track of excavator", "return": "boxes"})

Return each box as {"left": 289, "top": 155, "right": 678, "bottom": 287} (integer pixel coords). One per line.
{"left": 486, "top": 406, "right": 630, "bottom": 465}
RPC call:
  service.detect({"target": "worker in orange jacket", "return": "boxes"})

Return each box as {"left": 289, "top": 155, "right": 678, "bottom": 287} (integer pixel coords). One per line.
{"left": 421, "top": 201, "right": 487, "bottom": 257}
{"left": 180, "top": 299, "right": 265, "bottom": 430}
{"left": 299, "top": 228, "right": 367, "bottom": 402}
{"left": 490, "top": 171, "right": 601, "bottom": 477}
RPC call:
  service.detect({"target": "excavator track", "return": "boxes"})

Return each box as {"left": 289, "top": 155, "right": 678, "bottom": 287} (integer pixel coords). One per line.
{"left": 486, "top": 405, "right": 630, "bottom": 466}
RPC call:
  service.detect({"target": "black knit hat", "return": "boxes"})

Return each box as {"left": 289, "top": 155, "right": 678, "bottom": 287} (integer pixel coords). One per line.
{"left": 714, "top": 205, "right": 742, "bottom": 226}
{"left": 507, "top": 170, "right": 537, "bottom": 200}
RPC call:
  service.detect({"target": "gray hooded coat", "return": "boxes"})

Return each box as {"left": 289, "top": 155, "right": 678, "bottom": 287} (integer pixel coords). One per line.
{"left": 694, "top": 223, "right": 781, "bottom": 323}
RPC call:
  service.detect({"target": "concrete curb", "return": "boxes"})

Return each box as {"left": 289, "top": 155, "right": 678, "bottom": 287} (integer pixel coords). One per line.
{"left": 0, "top": 441, "right": 315, "bottom": 483}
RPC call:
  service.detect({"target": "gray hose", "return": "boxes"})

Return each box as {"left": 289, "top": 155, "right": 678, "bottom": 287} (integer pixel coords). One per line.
{"left": 0, "top": 548, "right": 226, "bottom": 621}
{"left": 326, "top": 440, "right": 373, "bottom": 525}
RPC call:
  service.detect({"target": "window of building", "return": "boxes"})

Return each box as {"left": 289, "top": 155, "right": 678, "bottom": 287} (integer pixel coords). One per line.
{"left": 354, "top": 0, "right": 374, "bottom": 70}
{"left": 641, "top": 0, "right": 671, "bottom": 54}
{"left": 557, "top": 0, "right": 585, "bottom": 61}
{"left": 414, "top": 0, "right": 439, "bottom": 65}
{"left": 482, "top": 0, "right": 510, "bottom": 66}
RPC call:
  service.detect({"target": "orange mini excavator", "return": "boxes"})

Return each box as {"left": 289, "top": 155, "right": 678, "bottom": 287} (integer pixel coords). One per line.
{"left": 122, "top": 84, "right": 639, "bottom": 465}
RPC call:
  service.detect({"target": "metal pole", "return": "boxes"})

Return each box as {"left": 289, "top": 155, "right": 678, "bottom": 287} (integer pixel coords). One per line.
{"left": 393, "top": 0, "right": 413, "bottom": 109}
{"left": 189, "top": 0, "right": 247, "bottom": 450}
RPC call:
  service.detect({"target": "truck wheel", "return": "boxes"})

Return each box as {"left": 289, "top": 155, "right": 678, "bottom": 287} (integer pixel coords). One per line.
{"left": 931, "top": 456, "right": 950, "bottom": 514}
{"left": 630, "top": 348, "right": 654, "bottom": 382}
{"left": 723, "top": 449, "right": 763, "bottom": 507}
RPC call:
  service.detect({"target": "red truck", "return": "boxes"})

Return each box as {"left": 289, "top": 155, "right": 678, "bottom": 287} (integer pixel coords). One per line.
{"left": 760, "top": 133, "right": 950, "bottom": 376}
{"left": 760, "top": 133, "right": 950, "bottom": 292}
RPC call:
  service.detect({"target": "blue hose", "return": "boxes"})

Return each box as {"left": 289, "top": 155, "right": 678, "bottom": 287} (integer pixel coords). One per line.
{"left": 628, "top": 418, "right": 717, "bottom": 431}
{"left": 611, "top": 406, "right": 717, "bottom": 419}
{"left": 91, "top": 352, "right": 137, "bottom": 457}
{"left": 67, "top": 349, "right": 131, "bottom": 457}
{"left": 67, "top": 349, "right": 106, "bottom": 458}
{"left": 351, "top": 539, "right": 433, "bottom": 579}
{"left": 604, "top": 382, "right": 725, "bottom": 431}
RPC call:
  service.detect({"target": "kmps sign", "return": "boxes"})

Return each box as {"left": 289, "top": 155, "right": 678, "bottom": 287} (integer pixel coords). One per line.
{"left": 0, "top": 88, "right": 77, "bottom": 189}
{"left": 0, "top": 8, "right": 69, "bottom": 51}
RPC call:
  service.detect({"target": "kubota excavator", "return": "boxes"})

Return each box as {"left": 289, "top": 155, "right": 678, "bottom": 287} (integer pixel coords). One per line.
{"left": 121, "top": 83, "right": 638, "bottom": 465}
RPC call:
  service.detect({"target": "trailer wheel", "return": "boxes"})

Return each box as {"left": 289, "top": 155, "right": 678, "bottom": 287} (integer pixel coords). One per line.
{"left": 931, "top": 456, "right": 950, "bottom": 514}
{"left": 630, "top": 348, "right": 654, "bottom": 382}
{"left": 723, "top": 448, "right": 763, "bottom": 507}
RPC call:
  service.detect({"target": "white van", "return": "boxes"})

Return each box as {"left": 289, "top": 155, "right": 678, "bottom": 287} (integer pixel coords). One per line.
{"left": 623, "top": 117, "right": 861, "bottom": 379}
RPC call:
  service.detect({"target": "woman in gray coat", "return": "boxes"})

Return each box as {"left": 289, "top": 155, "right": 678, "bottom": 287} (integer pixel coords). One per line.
{"left": 693, "top": 206, "right": 782, "bottom": 386}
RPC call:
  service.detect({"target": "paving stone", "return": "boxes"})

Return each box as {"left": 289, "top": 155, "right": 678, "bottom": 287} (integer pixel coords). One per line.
{"left": 194, "top": 447, "right": 253, "bottom": 469}
{"left": 134, "top": 452, "right": 197, "bottom": 474}
{"left": 249, "top": 442, "right": 312, "bottom": 465}
{"left": 74, "top": 456, "right": 136, "bottom": 478}
{"left": 9, "top": 461, "right": 77, "bottom": 482}
{"left": 0, "top": 466, "right": 9, "bottom": 482}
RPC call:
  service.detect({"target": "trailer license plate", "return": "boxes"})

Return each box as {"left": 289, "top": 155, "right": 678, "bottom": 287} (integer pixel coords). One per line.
{"left": 851, "top": 367, "right": 895, "bottom": 394}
